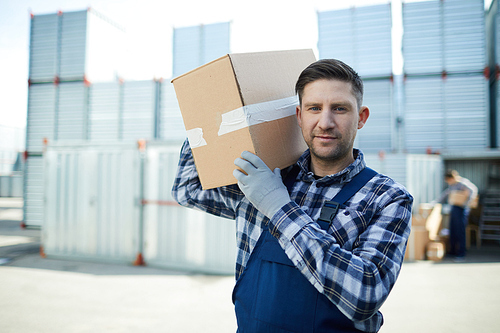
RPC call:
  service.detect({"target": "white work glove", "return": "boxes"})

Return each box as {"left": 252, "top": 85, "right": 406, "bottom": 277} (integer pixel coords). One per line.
{"left": 233, "top": 151, "right": 291, "bottom": 219}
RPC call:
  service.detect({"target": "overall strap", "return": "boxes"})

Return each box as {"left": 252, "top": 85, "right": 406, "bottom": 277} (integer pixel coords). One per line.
{"left": 317, "top": 167, "right": 377, "bottom": 230}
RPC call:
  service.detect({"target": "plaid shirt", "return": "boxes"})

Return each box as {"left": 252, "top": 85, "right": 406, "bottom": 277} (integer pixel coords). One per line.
{"left": 172, "top": 139, "right": 413, "bottom": 332}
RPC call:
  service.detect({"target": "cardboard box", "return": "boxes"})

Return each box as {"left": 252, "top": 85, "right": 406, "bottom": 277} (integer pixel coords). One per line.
{"left": 426, "top": 203, "right": 443, "bottom": 241}
{"left": 448, "top": 190, "right": 469, "bottom": 207}
{"left": 405, "top": 226, "right": 430, "bottom": 261}
{"left": 426, "top": 241, "right": 445, "bottom": 261}
{"left": 412, "top": 215, "right": 426, "bottom": 227}
{"left": 172, "top": 49, "right": 316, "bottom": 189}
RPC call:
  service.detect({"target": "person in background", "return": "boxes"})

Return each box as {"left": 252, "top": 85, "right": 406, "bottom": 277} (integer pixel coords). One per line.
{"left": 436, "top": 169, "right": 478, "bottom": 262}
{"left": 172, "top": 59, "right": 413, "bottom": 332}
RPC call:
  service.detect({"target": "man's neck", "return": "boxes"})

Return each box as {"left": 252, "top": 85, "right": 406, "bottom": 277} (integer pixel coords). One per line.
{"left": 310, "top": 153, "right": 355, "bottom": 178}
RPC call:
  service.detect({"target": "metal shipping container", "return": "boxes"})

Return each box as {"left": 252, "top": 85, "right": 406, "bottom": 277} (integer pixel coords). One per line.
{"left": 142, "top": 142, "right": 236, "bottom": 274}
{"left": 42, "top": 141, "right": 237, "bottom": 274}
{"left": 43, "top": 143, "right": 141, "bottom": 263}
{"left": 318, "top": 4, "right": 393, "bottom": 78}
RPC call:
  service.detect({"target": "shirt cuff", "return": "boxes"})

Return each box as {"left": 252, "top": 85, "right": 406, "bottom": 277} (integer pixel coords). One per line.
{"left": 268, "top": 201, "right": 311, "bottom": 242}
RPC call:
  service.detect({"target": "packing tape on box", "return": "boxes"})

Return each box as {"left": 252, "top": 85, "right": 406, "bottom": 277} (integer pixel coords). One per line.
{"left": 217, "top": 95, "right": 299, "bottom": 136}
{"left": 186, "top": 127, "right": 207, "bottom": 148}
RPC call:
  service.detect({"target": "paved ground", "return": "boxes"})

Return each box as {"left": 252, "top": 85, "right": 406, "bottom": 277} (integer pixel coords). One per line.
{"left": 1, "top": 197, "right": 500, "bottom": 333}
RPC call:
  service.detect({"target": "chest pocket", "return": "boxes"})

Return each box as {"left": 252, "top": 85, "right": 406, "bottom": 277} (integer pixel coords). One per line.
{"left": 328, "top": 206, "right": 371, "bottom": 250}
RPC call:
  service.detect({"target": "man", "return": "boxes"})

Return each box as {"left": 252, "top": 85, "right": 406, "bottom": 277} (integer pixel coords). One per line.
{"left": 436, "top": 169, "right": 478, "bottom": 261}
{"left": 172, "top": 59, "right": 413, "bottom": 332}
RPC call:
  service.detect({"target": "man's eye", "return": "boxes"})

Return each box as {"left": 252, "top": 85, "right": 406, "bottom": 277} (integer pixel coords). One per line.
{"left": 334, "top": 107, "right": 347, "bottom": 112}
{"left": 310, "top": 107, "right": 320, "bottom": 111}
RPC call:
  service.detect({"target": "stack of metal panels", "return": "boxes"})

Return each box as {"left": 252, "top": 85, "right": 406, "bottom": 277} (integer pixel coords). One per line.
{"left": 318, "top": 3, "right": 396, "bottom": 154}
{"left": 28, "top": 9, "right": 124, "bottom": 84}
{"left": 88, "top": 82, "right": 121, "bottom": 141}
{"left": 442, "top": 0, "right": 486, "bottom": 74}
{"left": 172, "top": 22, "right": 231, "bottom": 78}
{"left": 121, "top": 80, "right": 158, "bottom": 141}
{"left": 404, "top": 74, "right": 489, "bottom": 153}
{"left": 403, "top": 0, "right": 486, "bottom": 75}
{"left": 28, "top": 13, "right": 59, "bottom": 83}
{"left": 57, "top": 82, "right": 89, "bottom": 142}
{"left": 355, "top": 79, "right": 395, "bottom": 153}
{"left": 318, "top": 4, "right": 393, "bottom": 78}
{"left": 402, "top": 0, "right": 443, "bottom": 75}
{"left": 25, "top": 9, "right": 125, "bottom": 228}
{"left": 402, "top": 0, "right": 490, "bottom": 153}
{"left": 158, "top": 81, "right": 186, "bottom": 141}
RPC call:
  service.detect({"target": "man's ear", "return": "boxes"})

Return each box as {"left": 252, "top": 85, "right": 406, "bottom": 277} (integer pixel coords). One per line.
{"left": 296, "top": 105, "right": 302, "bottom": 128}
{"left": 357, "top": 106, "right": 369, "bottom": 129}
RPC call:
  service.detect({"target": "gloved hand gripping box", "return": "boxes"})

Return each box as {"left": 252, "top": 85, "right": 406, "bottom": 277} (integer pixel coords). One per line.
{"left": 172, "top": 49, "right": 315, "bottom": 189}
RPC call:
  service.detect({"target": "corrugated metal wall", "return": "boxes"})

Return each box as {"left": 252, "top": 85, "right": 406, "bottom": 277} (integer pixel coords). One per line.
{"left": 318, "top": 4, "right": 393, "bottom": 78}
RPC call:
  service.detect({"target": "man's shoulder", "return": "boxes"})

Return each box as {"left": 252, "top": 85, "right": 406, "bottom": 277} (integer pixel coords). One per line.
{"left": 368, "top": 171, "right": 413, "bottom": 201}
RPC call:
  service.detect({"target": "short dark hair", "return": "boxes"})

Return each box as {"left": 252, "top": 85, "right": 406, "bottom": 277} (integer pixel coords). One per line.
{"left": 295, "top": 59, "right": 364, "bottom": 109}
{"left": 445, "top": 169, "right": 459, "bottom": 179}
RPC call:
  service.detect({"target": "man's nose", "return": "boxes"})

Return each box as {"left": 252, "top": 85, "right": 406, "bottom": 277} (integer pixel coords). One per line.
{"left": 317, "top": 110, "right": 334, "bottom": 130}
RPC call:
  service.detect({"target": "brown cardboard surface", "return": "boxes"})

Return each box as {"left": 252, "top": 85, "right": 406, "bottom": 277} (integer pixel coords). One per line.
{"left": 448, "top": 190, "right": 469, "bottom": 207}
{"left": 172, "top": 49, "right": 315, "bottom": 189}
{"left": 405, "top": 226, "right": 430, "bottom": 261}
{"left": 412, "top": 215, "right": 426, "bottom": 227}
{"left": 426, "top": 204, "right": 443, "bottom": 241}
{"left": 426, "top": 241, "right": 445, "bottom": 261}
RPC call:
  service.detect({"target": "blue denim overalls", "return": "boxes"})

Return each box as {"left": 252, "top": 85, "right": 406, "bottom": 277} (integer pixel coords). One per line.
{"left": 232, "top": 167, "right": 376, "bottom": 332}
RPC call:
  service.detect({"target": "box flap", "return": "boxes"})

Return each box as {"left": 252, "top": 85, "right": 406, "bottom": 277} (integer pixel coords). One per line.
{"left": 229, "top": 49, "right": 316, "bottom": 105}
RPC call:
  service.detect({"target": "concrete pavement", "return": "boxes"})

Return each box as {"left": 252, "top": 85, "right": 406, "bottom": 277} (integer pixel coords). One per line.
{"left": 1, "top": 198, "right": 500, "bottom": 332}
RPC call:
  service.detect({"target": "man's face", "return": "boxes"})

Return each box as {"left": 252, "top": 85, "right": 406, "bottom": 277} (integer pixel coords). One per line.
{"left": 296, "top": 79, "right": 369, "bottom": 174}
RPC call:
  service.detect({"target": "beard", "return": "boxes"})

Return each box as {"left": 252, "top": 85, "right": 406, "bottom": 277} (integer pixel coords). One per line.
{"left": 307, "top": 130, "right": 354, "bottom": 163}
